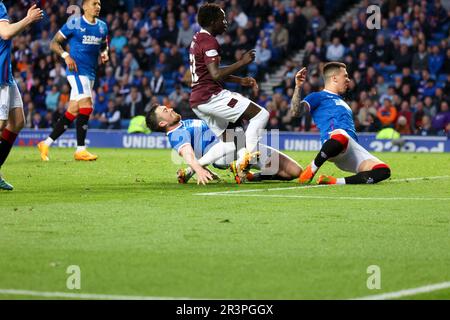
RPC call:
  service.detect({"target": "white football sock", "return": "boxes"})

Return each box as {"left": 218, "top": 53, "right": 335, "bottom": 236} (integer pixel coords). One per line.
{"left": 198, "top": 141, "right": 235, "bottom": 167}
{"left": 44, "top": 137, "right": 54, "bottom": 146}
{"left": 245, "top": 107, "right": 269, "bottom": 153}
{"left": 336, "top": 178, "right": 346, "bottom": 185}
{"left": 311, "top": 161, "right": 318, "bottom": 173}
{"left": 76, "top": 146, "right": 86, "bottom": 152}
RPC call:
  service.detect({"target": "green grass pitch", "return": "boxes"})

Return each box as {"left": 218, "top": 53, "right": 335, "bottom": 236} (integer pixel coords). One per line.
{"left": 0, "top": 147, "right": 449, "bottom": 300}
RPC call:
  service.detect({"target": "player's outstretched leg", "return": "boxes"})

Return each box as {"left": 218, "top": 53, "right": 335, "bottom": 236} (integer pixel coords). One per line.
{"left": 318, "top": 163, "right": 391, "bottom": 185}
{"left": 299, "top": 132, "right": 348, "bottom": 184}
{"left": 38, "top": 107, "right": 78, "bottom": 161}
{"left": 234, "top": 103, "right": 269, "bottom": 177}
{"left": 74, "top": 106, "right": 97, "bottom": 161}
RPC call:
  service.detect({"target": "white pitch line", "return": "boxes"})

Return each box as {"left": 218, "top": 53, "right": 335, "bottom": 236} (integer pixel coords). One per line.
{"left": 353, "top": 281, "right": 450, "bottom": 300}
{"left": 195, "top": 175, "right": 450, "bottom": 196}
{"left": 195, "top": 194, "right": 450, "bottom": 201}
{"left": 0, "top": 289, "right": 200, "bottom": 300}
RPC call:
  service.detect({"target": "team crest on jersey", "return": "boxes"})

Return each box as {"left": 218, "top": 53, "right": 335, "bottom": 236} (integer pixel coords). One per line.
{"left": 99, "top": 24, "right": 105, "bottom": 35}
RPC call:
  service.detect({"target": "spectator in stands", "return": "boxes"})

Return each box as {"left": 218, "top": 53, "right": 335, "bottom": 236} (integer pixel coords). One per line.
{"left": 395, "top": 115, "right": 411, "bottom": 135}
{"left": 394, "top": 44, "right": 413, "bottom": 71}
{"left": 122, "top": 86, "right": 146, "bottom": 119}
{"left": 411, "top": 42, "right": 429, "bottom": 73}
{"left": 366, "top": 112, "right": 382, "bottom": 133}
{"left": 31, "top": 112, "right": 47, "bottom": 130}
{"left": 177, "top": 12, "right": 194, "bottom": 48}
{"left": 377, "top": 98, "right": 398, "bottom": 128}
{"left": 255, "top": 38, "right": 271, "bottom": 79}
{"left": 432, "top": 101, "right": 450, "bottom": 135}
{"left": 150, "top": 69, "right": 165, "bottom": 95}
{"left": 100, "top": 101, "right": 122, "bottom": 130}
{"left": 443, "top": 47, "right": 450, "bottom": 75}
{"left": 428, "top": 45, "right": 445, "bottom": 77}
{"left": 45, "top": 85, "right": 60, "bottom": 112}
{"left": 326, "top": 37, "right": 345, "bottom": 62}
{"left": 162, "top": 14, "right": 178, "bottom": 47}
{"left": 416, "top": 115, "right": 436, "bottom": 136}
{"left": 110, "top": 29, "right": 128, "bottom": 55}
{"left": 271, "top": 21, "right": 289, "bottom": 60}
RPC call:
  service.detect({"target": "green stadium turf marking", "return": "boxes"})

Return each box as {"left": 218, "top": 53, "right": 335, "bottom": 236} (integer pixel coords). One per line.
{"left": 195, "top": 175, "right": 450, "bottom": 196}
{"left": 0, "top": 289, "right": 200, "bottom": 300}
{"left": 1, "top": 281, "right": 449, "bottom": 300}
{"left": 353, "top": 281, "right": 450, "bottom": 300}
{"left": 195, "top": 194, "right": 450, "bottom": 201}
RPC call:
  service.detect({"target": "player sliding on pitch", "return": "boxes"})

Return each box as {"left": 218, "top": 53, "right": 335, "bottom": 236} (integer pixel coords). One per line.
{"left": 38, "top": 0, "right": 109, "bottom": 161}
{"left": 146, "top": 105, "right": 302, "bottom": 185}
{"left": 291, "top": 63, "right": 391, "bottom": 185}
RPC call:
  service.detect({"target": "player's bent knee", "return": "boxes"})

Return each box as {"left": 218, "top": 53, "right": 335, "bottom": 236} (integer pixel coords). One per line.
{"left": 79, "top": 108, "right": 93, "bottom": 116}
{"left": 372, "top": 163, "right": 391, "bottom": 183}
{"left": 330, "top": 133, "right": 349, "bottom": 150}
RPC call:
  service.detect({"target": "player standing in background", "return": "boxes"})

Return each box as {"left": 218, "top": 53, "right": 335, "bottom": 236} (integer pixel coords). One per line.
{"left": 189, "top": 3, "right": 270, "bottom": 183}
{"left": 0, "top": 2, "right": 43, "bottom": 190}
{"left": 37, "top": 0, "right": 109, "bottom": 161}
{"left": 291, "top": 63, "right": 391, "bottom": 185}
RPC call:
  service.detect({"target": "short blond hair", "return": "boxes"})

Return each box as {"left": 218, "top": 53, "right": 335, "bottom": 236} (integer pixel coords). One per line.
{"left": 323, "top": 62, "right": 347, "bottom": 82}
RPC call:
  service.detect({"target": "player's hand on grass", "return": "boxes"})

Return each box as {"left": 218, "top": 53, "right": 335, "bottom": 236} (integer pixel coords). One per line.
{"left": 65, "top": 56, "right": 78, "bottom": 72}
{"left": 27, "top": 4, "right": 44, "bottom": 24}
{"left": 295, "top": 67, "right": 307, "bottom": 87}
{"left": 241, "top": 49, "right": 256, "bottom": 65}
{"left": 241, "top": 77, "right": 258, "bottom": 90}
{"left": 195, "top": 167, "right": 213, "bottom": 185}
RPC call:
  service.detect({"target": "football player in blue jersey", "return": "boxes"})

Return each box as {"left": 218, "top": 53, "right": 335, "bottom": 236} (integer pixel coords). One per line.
{"left": 146, "top": 105, "right": 303, "bottom": 185}
{"left": 0, "top": 2, "right": 43, "bottom": 190}
{"left": 291, "top": 63, "right": 391, "bottom": 185}
{"left": 38, "top": 0, "right": 109, "bottom": 162}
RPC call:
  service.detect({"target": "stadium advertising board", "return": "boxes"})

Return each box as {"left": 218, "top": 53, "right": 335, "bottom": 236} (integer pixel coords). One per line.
{"left": 16, "top": 130, "right": 450, "bottom": 153}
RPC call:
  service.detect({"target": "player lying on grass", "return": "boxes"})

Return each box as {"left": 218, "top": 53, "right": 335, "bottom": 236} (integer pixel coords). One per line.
{"left": 145, "top": 105, "right": 302, "bottom": 185}
{"left": 291, "top": 63, "right": 391, "bottom": 185}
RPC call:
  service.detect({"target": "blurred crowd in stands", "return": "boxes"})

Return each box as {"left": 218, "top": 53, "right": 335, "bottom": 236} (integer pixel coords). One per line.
{"left": 4, "top": 0, "right": 450, "bottom": 136}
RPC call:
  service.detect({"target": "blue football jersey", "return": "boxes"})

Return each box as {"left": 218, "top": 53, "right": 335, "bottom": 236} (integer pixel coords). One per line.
{"left": 59, "top": 16, "right": 108, "bottom": 80}
{"left": 303, "top": 90, "right": 358, "bottom": 143}
{"left": 167, "top": 119, "right": 217, "bottom": 159}
{"left": 0, "top": 2, "right": 14, "bottom": 86}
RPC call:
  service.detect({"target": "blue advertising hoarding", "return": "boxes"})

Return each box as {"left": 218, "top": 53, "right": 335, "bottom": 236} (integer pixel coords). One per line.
{"left": 15, "top": 129, "right": 450, "bottom": 153}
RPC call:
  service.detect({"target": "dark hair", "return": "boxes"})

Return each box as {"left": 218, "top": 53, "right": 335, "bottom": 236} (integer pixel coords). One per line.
{"left": 323, "top": 62, "right": 347, "bottom": 81}
{"left": 145, "top": 104, "right": 164, "bottom": 132}
{"left": 197, "top": 3, "right": 223, "bottom": 28}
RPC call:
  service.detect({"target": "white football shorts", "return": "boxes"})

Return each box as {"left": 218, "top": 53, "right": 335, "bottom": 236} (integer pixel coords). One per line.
{"left": 67, "top": 75, "right": 95, "bottom": 101}
{"left": 193, "top": 89, "right": 253, "bottom": 137}
{"left": 0, "top": 83, "right": 24, "bottom": 121}
{"left": 328, "top": 129, "right": 380, "bottom": 173}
